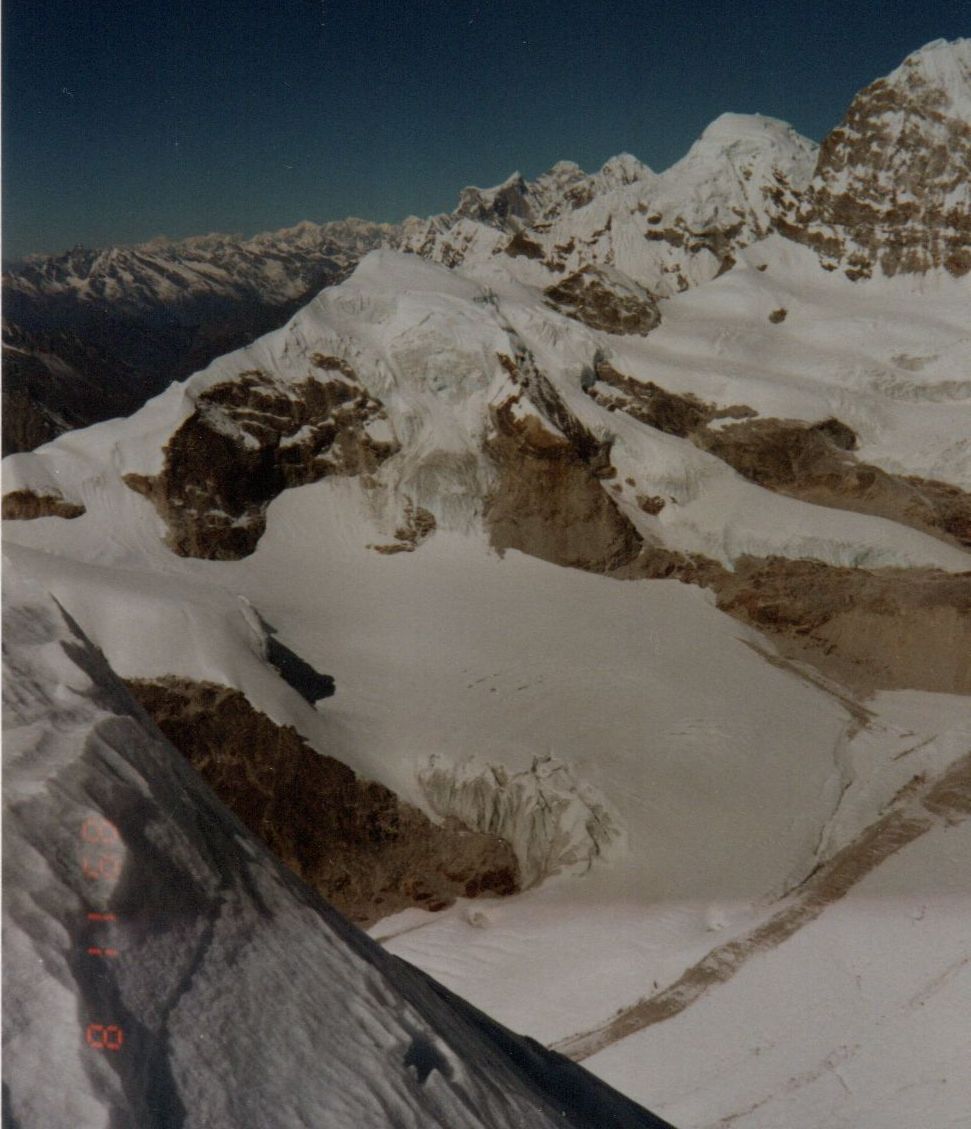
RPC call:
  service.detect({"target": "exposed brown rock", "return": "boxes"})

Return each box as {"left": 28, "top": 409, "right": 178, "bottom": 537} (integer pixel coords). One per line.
{"left": 503, "top": 231, "right": 546, "bottom": 260}
{"left": 642, "top": 220, "right": 746, "bottom": 275}
{"left": 635, "top": 494, "right": 666, "bottom": 515}
{"left": 124, "top": 364, "right": 397, "bottom": 559}
{"left": 712, "top": 556, "right": 971, "bottom": 695}
{"left": 778, "top": 49, "right": 971, "bottom": 277}
{"left": 698, "top": 417, "right": 971, "bottom": 550}
{"left": 768, "top": 307, "right": 788, "bottom": 323}
{"left": 1, "top": 489, "right": 85, "bottom": 520}
{"left": 484, "top": 374, "right": 641, "bottom": 573}
{"left": 588, "top": 361, "right": 754, "bottom": 437}
{"left": 126, "top": 678, "right": 520, "bottom": 926}
{"left": 370, "top": 499, "right": 437, "bottom": 554}
{"left": 544, "top": 268, "right": 660, "bottom": 336}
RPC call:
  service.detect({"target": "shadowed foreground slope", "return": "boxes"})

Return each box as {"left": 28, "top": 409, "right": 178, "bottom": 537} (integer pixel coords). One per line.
{"left": 1, "top": 572, "right": 675, "bottom": 1129}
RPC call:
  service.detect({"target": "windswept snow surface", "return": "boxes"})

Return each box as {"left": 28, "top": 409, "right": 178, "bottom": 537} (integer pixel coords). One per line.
{"left": 2, "top": 568, "right": 674, "bottom": 1129}
{"left": 586, "top": 818, "right": 971, "bottom": 1129}
{"left": 9, "top": 248, "right": 971, "bottom": 570}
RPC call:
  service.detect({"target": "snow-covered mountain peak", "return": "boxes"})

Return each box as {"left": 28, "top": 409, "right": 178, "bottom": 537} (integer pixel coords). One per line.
{"left": 778, "top": 37, "right": 971, "bottom": 278}
{"left": 595, "top": 152, "right": 655, "bottom": 187}
{"left": 695, "top": 111, "right": 812, "bottom": 151}
{"left": 890, "top": 37, "right": 971, "bottom": 115}
{"left": 547, "top": 158, "right": 585, "bottom": 177}
{"left": 398, "top": 117, "right": 817, "bottom": 301}
{"left": 455, "top": 172, "right": 532, "bottom": 225}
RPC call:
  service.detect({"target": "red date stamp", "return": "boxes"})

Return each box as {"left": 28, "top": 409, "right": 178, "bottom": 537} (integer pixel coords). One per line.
{"left": 80, "top": 816, "right": 126, "bottom": 1053}
{"left": 85, "top": 1023, "right": 124, "bottom": 1052}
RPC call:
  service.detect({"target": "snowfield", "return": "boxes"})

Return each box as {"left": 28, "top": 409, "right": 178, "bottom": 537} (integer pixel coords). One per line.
{"left": 2, "top": 568, "right": 674, "bottom": 1128}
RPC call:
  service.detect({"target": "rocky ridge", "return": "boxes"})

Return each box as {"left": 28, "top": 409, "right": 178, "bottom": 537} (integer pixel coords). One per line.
{"left": 777, "top": 38, "right": 971, "bottom": 277}
{"left": 126, "top": 678, "right": 520, "bottom": 926}
{"left": 7, "top": 40, "right": 969, "bottom": 456}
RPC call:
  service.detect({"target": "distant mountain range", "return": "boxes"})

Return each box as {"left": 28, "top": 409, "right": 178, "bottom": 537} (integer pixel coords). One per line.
{"left": 5, "top": 38, "right": 970, "bottom": 454}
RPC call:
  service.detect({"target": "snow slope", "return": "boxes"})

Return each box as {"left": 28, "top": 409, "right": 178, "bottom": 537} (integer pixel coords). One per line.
{"left": 587, "top": 816, "right": 971, "bottom": 1129}
{"left": 4, "top": 249, "right": 970, "bottom": 1128}
{"left": 2, "top": 567, "right": 674, "bottom": 1129}
{"left": 8, "top": 248, "right": 969, "bottom": 571}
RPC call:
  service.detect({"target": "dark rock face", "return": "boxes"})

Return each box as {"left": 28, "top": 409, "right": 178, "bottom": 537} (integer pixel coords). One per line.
{"left": 2, "top": 386, "right": 66, "bottom": 455}
{"left": 588, "top": 361, "right": 754, "bottom": 437}
{"left": 777, "top": 41, "right": 971, "bottom": 277}
{"left": 484, "top": 355, "right": 642, "bottom": 574}
{"left": 123, "top": 360, "right": 397, "bottom": 559}
{"left": 1, "top": 489, "right": 86, "bottom": 521}
{"left": 544, "top": 269, "right": 661, "bottom": 336}
{"left": 126, "top": 678, "right": 521, "bottom": 927}
{"left": 503, "top": 231, "right": 547, "bottom": 260}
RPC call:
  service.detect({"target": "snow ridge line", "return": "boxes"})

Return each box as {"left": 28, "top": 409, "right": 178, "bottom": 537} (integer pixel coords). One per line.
{"left": 552, "top": 751, "right": 971, "bottom": 1062}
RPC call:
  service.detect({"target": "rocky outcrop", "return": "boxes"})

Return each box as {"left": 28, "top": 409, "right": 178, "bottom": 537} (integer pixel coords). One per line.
{"left": 370, "top": 499, "right": 438, "bottom": 554}
{"left": 587, "top": 360, "right": 754, "bottom": 436}
{"left": 124, "top": 360, "right": 397, "bottom": 559}
{"left": 126, "top": 678, "right": 520, "bottom": 926}
{"left": 590, "top": 362, "right": 971, "bottom": 549}
{"left": 1, "top": 489, "right": 85, "bottom": 520}
{"left": 544, "top": 268, "right": 661, "bottom": 335}
{"left": 698, "top": 417, "right": 971, "bottom": 549}
{"left": 777, "top": 39, "right": 971, "bottom": 277}
{"left": 484, "top": 356, "right": 641, "bottom": 573}
{"left": 713, "top": 557, "right": 971, "bottom": 695}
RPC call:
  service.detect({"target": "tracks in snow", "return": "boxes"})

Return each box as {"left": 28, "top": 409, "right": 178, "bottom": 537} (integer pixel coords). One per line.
{"left": 552, "top": 750, "right": 971, "bottom": 1062}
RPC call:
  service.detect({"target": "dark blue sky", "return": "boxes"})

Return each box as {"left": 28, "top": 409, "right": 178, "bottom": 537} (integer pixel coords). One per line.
{"left": 3, "top": 0, "right": 968, "bottom": 260}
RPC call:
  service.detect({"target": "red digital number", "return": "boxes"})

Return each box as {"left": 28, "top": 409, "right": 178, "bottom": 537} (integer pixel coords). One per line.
{"left": 81, "top": 817, "right": 120, "bottom": 845}
{"left": 85, "top": 1023, "right": 124, "bottom": 1051}
{"left": 82, "top": 855, "right": 122, "bottom": 882}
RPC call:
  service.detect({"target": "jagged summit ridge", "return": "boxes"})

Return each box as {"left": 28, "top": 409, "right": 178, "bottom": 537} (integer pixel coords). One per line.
{"left": 779, "top": 37, "right": 971, "bottom": 277}
{"left": 6, "top": 216, "right": 396, "bottom": 312}
{"left": 5, "top": 38, "right": 969, "bottom": 457}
